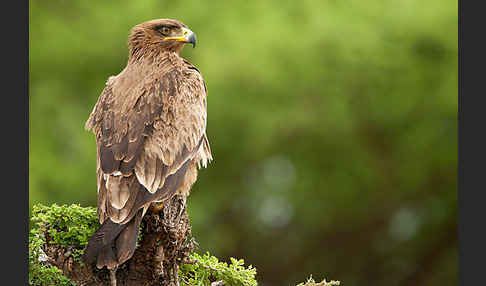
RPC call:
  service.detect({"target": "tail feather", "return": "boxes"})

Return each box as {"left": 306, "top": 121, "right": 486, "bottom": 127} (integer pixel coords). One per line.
{"left": 83, "top": 209, "right": 144, "bottom": 269}
{"left": 83, "top": 219, "right": 125, "bottom": 265}
{"left": 115, "top": 209, "right": 143, "bottom": 265}
{"left": 96, "top": 242, "right": 118, "bottom": 270}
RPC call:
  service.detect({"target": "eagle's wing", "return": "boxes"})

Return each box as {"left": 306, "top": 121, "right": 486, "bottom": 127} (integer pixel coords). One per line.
{"left": 85, "top": 62, "right": 211, "bottom": 227}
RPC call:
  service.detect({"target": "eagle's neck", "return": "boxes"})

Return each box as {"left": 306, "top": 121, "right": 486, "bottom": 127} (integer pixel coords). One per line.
{"left": 124, "top": 50, "right": 183, "bottom": 82}
{"left": 128, "top": 48, "right": 181, "bottom": 68}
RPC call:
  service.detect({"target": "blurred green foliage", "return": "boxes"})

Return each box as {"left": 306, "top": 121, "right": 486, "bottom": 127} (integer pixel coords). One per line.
{"left": 29, "top": 0, "right": 457, "bottom": 285}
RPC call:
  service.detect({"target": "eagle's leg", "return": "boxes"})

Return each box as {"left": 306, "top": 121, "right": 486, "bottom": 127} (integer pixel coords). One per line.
{"left": 109, "top": 267, "right": 117, "bottom": 286}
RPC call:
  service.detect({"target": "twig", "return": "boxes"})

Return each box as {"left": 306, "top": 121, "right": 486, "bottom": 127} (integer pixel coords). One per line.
{"left": 182, "top": 259, "right": 198, "bottom": 265}
{"left": 202, "top": 265, "right": 221, "bottom": 272}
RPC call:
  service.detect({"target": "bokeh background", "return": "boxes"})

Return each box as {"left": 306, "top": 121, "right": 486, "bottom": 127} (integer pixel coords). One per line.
{"left": 29, "top": 1, "right": 457, "bottom": 285}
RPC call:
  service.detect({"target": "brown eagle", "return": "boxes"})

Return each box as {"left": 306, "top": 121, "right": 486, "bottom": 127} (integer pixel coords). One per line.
{"left": 83, "top": 19, "right": 212, "bottom": 274}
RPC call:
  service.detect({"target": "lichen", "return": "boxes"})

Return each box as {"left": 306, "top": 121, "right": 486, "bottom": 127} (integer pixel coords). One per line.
{"left": 296, "top": 276, "right": 341, "bottom": 286}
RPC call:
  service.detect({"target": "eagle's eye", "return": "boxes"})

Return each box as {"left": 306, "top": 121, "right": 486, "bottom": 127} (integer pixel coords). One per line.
{"left": 159, "top": 26, "right": 171, "bottom": 36}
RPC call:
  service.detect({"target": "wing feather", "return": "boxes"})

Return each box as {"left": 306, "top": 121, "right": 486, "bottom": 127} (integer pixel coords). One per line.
{"left": 85, "top": 56, "right": 211, "bottom": 227}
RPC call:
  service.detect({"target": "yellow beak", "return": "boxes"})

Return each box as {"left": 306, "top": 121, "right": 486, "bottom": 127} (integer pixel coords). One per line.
{"left": 164, "top": 27, "right": 197, "bottom": 48}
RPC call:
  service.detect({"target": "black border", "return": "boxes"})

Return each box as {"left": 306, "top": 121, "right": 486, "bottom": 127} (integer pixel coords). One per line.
{"left": 4, "top": 0, "right": 29, "bottom": 284}
{"left": 458, "top": 0, "right": 486, "bottom": 285}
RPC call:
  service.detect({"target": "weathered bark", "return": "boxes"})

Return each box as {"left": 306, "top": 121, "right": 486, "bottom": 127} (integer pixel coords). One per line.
{"left": 42, "top": 195, "right": 197, "bottom": 286}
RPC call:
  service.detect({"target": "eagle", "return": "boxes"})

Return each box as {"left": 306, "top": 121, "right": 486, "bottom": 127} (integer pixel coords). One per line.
{"left": 83, "top": 18, "right": 212, "bottom": 279}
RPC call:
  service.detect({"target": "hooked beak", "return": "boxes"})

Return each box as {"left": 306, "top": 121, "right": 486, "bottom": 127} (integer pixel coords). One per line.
{"left": 165, "top": 27, "right": 197, "bottom": 48}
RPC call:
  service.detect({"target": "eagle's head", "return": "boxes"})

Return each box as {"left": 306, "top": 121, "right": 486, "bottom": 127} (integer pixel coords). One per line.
{"left": 128, "top": 18, "right": 196, "bottom": 58}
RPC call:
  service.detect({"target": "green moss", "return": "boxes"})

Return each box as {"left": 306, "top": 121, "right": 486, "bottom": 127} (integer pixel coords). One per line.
{"left": 180, "top": 252, "right": 257, "bottom": 286}
{"left": 29, "top": 203, "right": 99, "bottom": 285}
{"left": 30, "top": 203, "right": 99, "bottom": 249}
